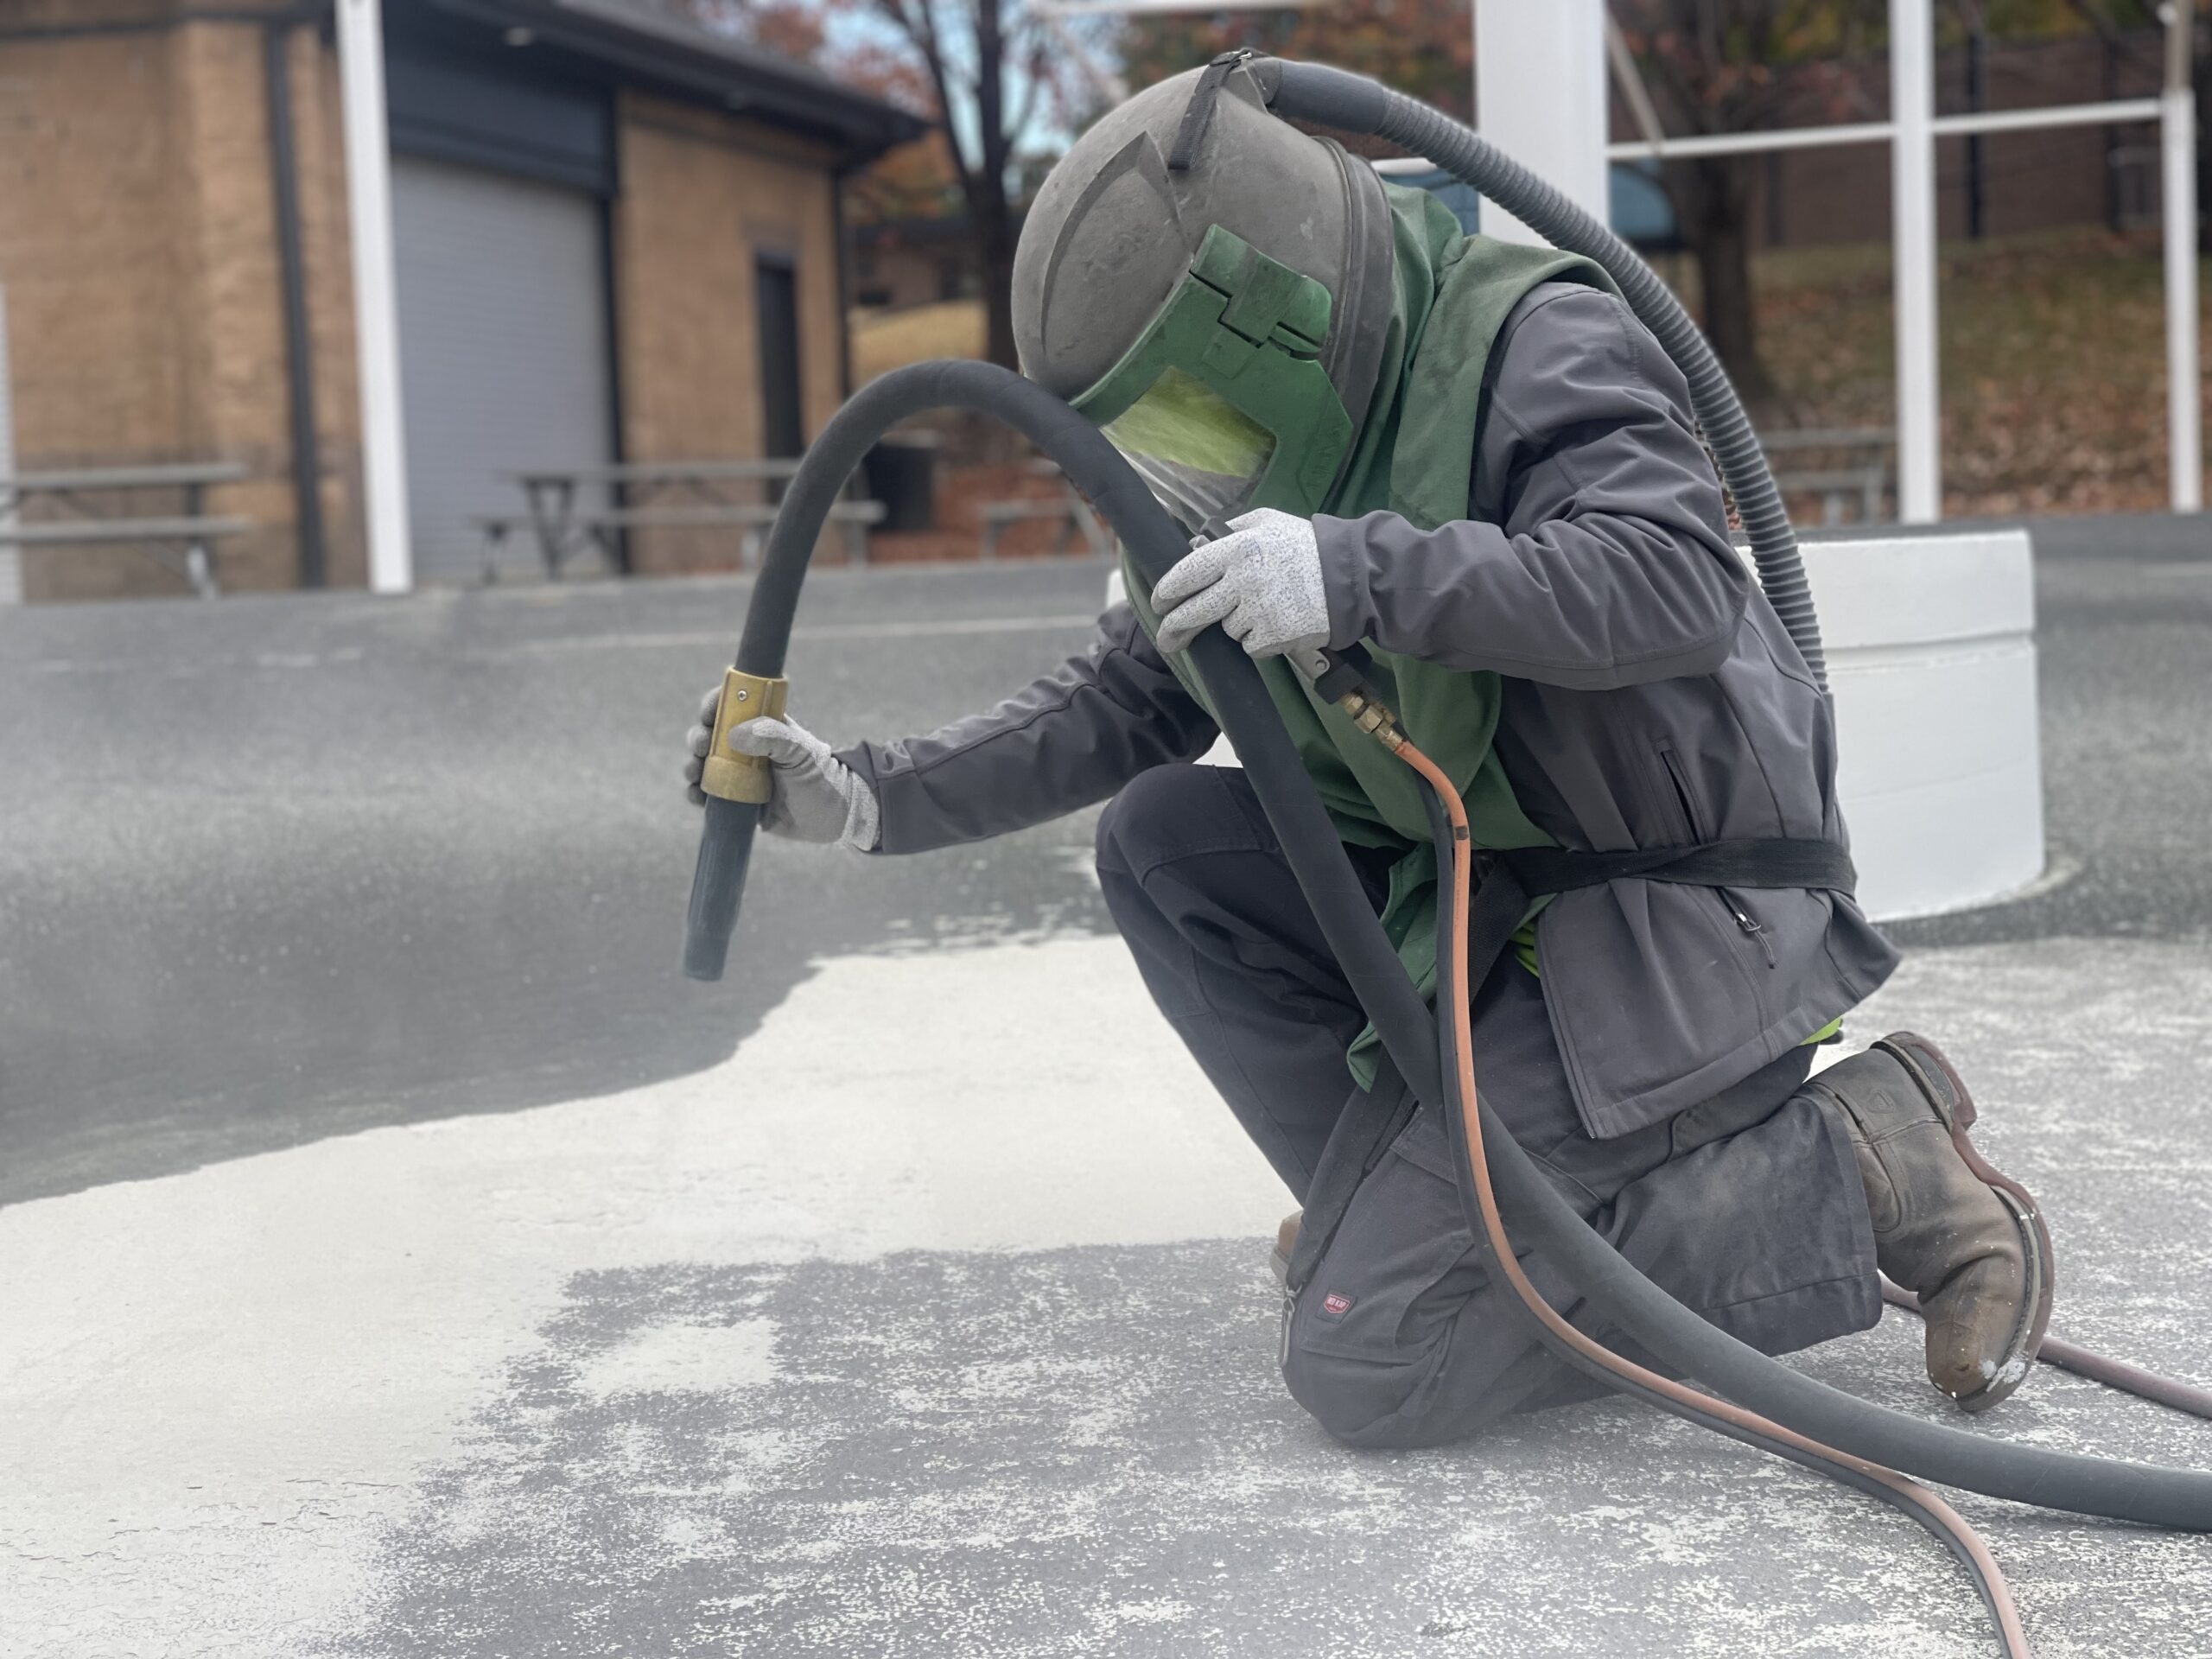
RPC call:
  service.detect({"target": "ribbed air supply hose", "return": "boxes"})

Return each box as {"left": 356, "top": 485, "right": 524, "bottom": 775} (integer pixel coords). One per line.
{"left": 1264, "top": 60, "right": 1831, "bottom": 690}
{"left": 682, "top": 356, "right": 2212, "bottom": 1537}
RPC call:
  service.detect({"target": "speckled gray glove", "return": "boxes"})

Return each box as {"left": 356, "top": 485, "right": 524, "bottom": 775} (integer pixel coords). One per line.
{"left": 683, "top": 686, "right": 880, "bottom": 850}
{"left": 1149, "top": 506, "right": 1329, "bottom": 659}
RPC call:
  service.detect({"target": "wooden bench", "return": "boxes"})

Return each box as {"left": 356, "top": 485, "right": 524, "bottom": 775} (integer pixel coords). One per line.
{"left": 474, "top": 499, "right": 886, "bottom": 579}
{"left": 494, "top": 460, "right": 887, "bottom": 578}
{"left": 0, "top": 462, "right": 251, "bottom": 598}
{"left": 977, "top": 460, "right": 1113, "bottom": 560}
{"left": 1761, "top": 428, "right": 1895, "bottom": 525}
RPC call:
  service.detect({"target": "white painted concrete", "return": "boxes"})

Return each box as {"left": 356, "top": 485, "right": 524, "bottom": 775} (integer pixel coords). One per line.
{"left": 574, "top": 1319, "right": 779, "bottom": 1401}
{"left": 1803, "top": 530, "right": 2044, "bottom": 920}
{"left": 4, "top": 933, "right": 2208, "bottom": 1656}
{"left": 0, "top": 938, "right": 1283, "bottom": 1653}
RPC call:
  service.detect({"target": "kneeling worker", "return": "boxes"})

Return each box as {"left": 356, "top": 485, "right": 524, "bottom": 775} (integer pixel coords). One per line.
{"left": 683, "top": 60, "right": 2052, "bottom": 1448}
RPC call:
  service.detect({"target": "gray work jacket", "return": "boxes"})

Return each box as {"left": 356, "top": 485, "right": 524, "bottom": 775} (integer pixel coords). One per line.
{"left": 840, "top": 284, "right": 1899, "bottom": 1141}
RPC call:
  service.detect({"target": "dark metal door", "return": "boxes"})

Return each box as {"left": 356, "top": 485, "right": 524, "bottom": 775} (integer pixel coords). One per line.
{"left": 755, "top": 257, "right": 804, "bottom": 458}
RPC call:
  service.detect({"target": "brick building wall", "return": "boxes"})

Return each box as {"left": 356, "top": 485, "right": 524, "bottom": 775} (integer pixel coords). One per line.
{"left": 2, "top": 5, "right": 295, "bottom": 598}
{"left": 611, "top": 92, "right": 848, "bottom": 575}
{"left": 0, "top": 2, "right": 874, "bottom": 600}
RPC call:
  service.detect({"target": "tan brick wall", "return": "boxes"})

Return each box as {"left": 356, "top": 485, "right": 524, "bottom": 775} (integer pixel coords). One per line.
{"left": 0, "top": 25, "right": 191, "bottom": 599}
{"left": 0, "top": 4, "right": 326, "bottom": 601}
{"left": 613, "top": 91, "right": 849, "bottom": 575}
{"left": 169, "top": 17, "right": 299, "bottom": 595}
{"left": 2, "top": 16, "right": 861, "bottom": 598}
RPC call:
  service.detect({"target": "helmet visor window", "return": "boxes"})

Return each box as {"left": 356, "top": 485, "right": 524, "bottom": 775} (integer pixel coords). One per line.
{"left": 1102, "top": 366, "right": 1276, "bottom": 480}
{"left": 1070, "top": 226, "right": 1351, "bottom": 524}
{"left": 1101, "top": 366, "right": 1276, "bottom": 530}
{"left": 1117, "top": 451, "right": 1263, "bottom": 532}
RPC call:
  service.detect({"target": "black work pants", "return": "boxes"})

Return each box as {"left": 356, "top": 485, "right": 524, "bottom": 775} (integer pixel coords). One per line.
{"left": 1094, "top": 764, "right": 1879, "bottom": 1450}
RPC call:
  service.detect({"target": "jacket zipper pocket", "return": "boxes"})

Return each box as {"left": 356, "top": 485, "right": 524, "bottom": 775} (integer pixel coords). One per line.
{"left": 1660, "top": 741, "right": 1777, "bottom": 968}
{"left": 1728, "top": 895, "right": 1777, "bottom": 967}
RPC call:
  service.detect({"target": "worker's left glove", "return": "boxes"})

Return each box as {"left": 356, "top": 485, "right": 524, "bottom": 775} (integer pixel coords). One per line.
{"left": 1150, "top": 507, "right": 1329, "bottom": 659}
{"left": 684, "top": 686, "right": 879, "bottom": 850}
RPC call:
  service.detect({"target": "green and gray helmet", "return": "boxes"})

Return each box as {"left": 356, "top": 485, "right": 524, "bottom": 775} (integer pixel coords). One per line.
{"left": 1012, "top": 54, "right": 1395, "bottom": 531}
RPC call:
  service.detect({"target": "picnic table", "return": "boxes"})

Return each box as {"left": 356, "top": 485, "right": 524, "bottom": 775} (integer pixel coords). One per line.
{"left": 480, "top": 460, "right": 885, "bottom": 579}
{"left": 1761, "top": 427, "right": 1896, "bottom": 525}
{"left": 0, "top": 461, "right": 249, "bottom": 598}
{"left": 977, "top": 458, "right": 1113, "bottom": 560}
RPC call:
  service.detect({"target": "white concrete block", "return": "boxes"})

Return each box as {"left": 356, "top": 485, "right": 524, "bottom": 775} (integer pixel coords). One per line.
{"left": 1802, "top": 531, "right": 2044, "bottom": 918}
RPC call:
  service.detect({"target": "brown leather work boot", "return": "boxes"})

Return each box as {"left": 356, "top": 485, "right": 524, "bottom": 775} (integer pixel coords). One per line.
{"left": 1804, "top": 1033, "right": 2054, "bottom": 1412}
{"left": 1269, "top": 1210, "right": 1301, "bottom": 1287}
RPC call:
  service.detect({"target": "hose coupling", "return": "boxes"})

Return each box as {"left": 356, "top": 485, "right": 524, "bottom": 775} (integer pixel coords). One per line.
{"left": 1338, "top": 690, "right": 1408, "bottom": 753}
{"left": 700, "top": 666, "right": 790, "bottom": 804}
{"left": 1294, "top": 643, "right": 1408, "bottom": 753}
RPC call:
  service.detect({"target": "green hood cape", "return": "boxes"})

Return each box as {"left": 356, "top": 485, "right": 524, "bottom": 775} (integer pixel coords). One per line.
{"left": 1122, "top": 184, "right": 1617, "bottom": 1085}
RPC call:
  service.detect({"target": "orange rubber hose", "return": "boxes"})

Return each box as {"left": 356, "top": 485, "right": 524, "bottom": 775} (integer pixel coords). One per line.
{"left": 1391, "top": 734, "right": 2031, "bottom": 1657}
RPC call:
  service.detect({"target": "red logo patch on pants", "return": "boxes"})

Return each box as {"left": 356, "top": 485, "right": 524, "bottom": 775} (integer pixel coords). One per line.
{"left": 1319, "top": 1292, "right": 1354, "bottom": 1319}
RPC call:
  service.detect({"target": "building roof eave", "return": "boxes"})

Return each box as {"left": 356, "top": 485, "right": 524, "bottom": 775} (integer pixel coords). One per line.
{"left": 414, "top": 0, "right": 927, "bottom": 161}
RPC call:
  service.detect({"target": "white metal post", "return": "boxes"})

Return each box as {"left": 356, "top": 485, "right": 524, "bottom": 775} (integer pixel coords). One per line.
{"left": 2164, "top": 3, "right": 2202, "bottom": 512}
{"left": 0, "top": 284, "right": 21, "bottom": 606}
{"left": 1891, "top": 0, "right": 1942, "bottom": 523}
{"left": 336, "top": 0, "right": 413, "bottom": 594}
{"left": 1475, "top": 0, "right": 1611, "bottom": 245}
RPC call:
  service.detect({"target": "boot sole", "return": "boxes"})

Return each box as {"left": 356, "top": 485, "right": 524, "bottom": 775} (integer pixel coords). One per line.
{"left": 1874, "top": 1031, "right": 2056, "bottom": 1413}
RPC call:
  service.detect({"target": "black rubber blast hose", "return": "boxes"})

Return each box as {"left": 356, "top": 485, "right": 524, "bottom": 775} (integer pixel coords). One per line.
{"left": 683, "top": 359, "right": 1205, "bottom": 983}
{"left": 683, "top": 356, "right": 2212, "bottom": 1531}
{"left": 1265, "top": 60, "right": 1830, "bottom": 690}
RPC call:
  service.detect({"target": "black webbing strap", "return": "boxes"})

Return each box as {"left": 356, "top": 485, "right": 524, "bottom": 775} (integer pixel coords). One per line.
{"left": 1497, "top": 838, "right": 1857, "bottom": 898}
{"left": 1459, "top": 838, "right": 1859, "bottom": 1017}
{"left": 1283, "top": 836, "right": 1855, "bottom": 1294}
{"left": 1167, "top": 50, "right": 1256, "bottom": 172}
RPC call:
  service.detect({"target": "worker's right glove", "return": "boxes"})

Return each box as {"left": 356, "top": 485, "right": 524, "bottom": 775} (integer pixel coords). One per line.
{"left": 683, "top": 685, "right": 880, "bottom": 851}
{"left": 1150, "top": 507, "right": 1329, "bottom": 659}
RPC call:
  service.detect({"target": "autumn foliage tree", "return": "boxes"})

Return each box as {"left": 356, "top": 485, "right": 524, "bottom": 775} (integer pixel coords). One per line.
{"left": 648, "top": 0, "right": 960, "bottom": 228}
{"left": 1118, "top": 0, "right": 1475, "bottom": 124}
{"left": 1610, "top": 2, "right": 1887, "bottom": 404}
{"left": 651, "top": 0, "right": 1110, "bottom": 371}
{"left": 856, "top": 2, "right": 1113, "bottom": 369}
{"left": 1612, "top": 1, "right": 2193, "bottom": 398}
{"left": 1122, "top": 3, "right": 1877, "bottom": 399}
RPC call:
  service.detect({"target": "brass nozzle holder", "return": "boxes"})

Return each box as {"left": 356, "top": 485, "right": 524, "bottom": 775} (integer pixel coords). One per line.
{"left": 701, "top": 667, "right": 791, "bottom": 803}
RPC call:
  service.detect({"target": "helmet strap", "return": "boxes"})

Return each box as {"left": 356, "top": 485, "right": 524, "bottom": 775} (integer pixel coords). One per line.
{"left": 1167, "top": 49, "right": 1259, "bottom": 172}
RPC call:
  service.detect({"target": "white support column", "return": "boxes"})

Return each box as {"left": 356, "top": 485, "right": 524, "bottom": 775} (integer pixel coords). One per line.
{"left": 1474, "top": 0, "right": 1611, "bottom": 245}
{"left": 336, "top": 0, "right": 413, "bottom": 594}
{"left": 1891, "top": 0, "right": 1942, "bottom": 523}
{"left": 2164, "top": 5, "right": 2202, "bottom": 512}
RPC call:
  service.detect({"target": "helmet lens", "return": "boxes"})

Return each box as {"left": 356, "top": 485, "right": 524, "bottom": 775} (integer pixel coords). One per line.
{"left": 1102, "top": 366, "right": 1275, "bottom": 526}
{"left": 1116, "top": 452, "right": 1262, "bottom": 531}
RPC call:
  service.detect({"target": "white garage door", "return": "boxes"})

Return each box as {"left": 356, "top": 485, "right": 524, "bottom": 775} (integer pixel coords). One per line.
{"left": 392, "top": 155, "right": 614, "bottom": 584}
